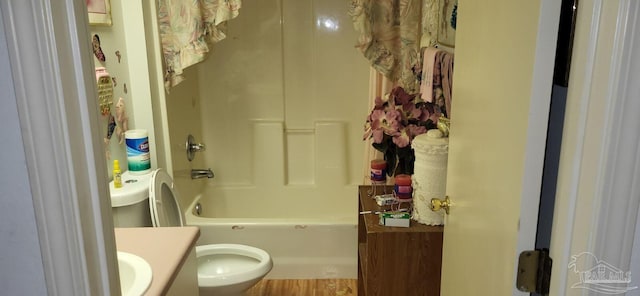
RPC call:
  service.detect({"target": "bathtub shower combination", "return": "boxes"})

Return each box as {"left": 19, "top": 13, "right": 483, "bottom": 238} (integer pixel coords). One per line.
{"left": 166, "top": 0, "right": 370, "bottom": 280}
{"left": 165, "top": 0, "right": 370, "bottom": 280}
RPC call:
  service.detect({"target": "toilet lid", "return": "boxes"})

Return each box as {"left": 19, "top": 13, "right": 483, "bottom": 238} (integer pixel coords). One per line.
{"left": 149, "top": 169, "right": 184, "bottom": 227}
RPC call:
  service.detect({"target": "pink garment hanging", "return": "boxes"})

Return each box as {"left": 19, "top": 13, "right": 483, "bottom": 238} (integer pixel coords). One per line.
{"left": 441, "top": 51, "right": 454, "bottom": 118}
{"left": 420, "top": 47, "right": 441, "bottom": 102}
{"left": 430, "top": 50, "right": 454, "bottom": 118}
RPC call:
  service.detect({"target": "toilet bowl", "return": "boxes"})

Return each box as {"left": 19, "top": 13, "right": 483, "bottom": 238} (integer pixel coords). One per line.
{"left": 110, "top": 169, "right": 272, "bottom": 295}
{"left": 197, "top": 244, "right": 273, "bottom": 295}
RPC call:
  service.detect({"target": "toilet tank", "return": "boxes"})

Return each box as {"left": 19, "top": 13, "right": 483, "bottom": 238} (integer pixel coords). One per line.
{"left": 109, "top": 171, "right": 153, "bottom": 227}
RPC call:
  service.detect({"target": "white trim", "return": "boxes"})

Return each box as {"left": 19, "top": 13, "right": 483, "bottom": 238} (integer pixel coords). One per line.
{"left": 1, "top": 0, "right": 116, "bottom": 295}
{"left": 624, "top": 2, "right": 640, "bottom": 287}
{"left": 551, "top": 1, "right": 602, "bottom": 294}
{"left": 587, "top": 0, "right": 628, "bottom": 261}
{"left": 591, "top": 0, "right": 640, "bottom": 271}
{"left": 0, "top": 10, "right": 48, "bottom": 296}
{"left": 549, "top": 0, "right": 640, "bottom": 294}
{"left": 142, "top": 0, "right": 174, "bottom": 175}
{"left": 512, "top": 0, "right": 562, "bottom": 294}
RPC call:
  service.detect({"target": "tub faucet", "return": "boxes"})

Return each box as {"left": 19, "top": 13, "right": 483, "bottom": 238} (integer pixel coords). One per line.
{"left": 191, "top": 168, "right": 214, "bottom": 179}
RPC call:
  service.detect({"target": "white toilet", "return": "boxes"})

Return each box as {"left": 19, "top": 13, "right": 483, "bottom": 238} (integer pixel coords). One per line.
{"left": 110, "top": 169, "right": 273, "bottom": 296}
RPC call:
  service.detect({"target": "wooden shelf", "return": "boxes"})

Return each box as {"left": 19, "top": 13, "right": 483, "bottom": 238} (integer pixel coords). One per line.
{"left": 358, "top": 242, "right": 368, "bottom": 296}
{"left": 357, "top": 186, "right": 443, "bottom": 296}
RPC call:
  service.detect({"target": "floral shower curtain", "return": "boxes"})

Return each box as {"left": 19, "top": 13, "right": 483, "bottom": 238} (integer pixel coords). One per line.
{"left": 158, "top": 0, "right": 241, "bottom": 92}
{"left": 349, "top": 0, "right": 439, "bottom": 94}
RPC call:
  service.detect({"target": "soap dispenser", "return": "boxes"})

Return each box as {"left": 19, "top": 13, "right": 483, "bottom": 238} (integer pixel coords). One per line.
{"left": 113, "top": 159, "right": 122, "bottom": 188}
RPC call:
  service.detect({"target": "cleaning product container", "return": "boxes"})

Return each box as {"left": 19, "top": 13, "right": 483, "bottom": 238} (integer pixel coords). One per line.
{"left": 125, "top": 129, "right": 151, "bottom": 175}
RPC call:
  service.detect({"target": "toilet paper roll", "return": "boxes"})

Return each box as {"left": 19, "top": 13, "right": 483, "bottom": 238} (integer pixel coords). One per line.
{"left": 125, "top": 129, "right": 151, "bottom": 175}
{"left": 411, "top": 130, "right": 448, "bottom": 225}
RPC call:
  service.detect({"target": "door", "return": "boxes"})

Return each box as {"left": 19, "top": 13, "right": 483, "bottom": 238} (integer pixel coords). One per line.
{"left": 439, "top": 0, "right": 560, "bottom": 295}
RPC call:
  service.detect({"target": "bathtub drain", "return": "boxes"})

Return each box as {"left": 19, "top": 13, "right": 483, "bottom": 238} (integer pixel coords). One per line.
{"left": 194, "top": 202, "right": 202, "bottom": 216}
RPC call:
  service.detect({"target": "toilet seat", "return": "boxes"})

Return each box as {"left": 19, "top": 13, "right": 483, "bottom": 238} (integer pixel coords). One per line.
{"left": 149, "top": 169, "right": 184, "bottom": 227}
{"left": 196, "top": 244, "right": 273, "bottom": 287}
{"left": 143, "top": 169, "right": 272, "bottom": 294}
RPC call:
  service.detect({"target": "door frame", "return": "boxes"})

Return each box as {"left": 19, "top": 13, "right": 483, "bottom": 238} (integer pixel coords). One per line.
{"left": 513, "top": 0, "right": 562, "bottom": 293}
{"left": 549, "top": 0, "right": 640, "bottom": 294}
{"left": 2, "top": 0, "right": 639, "bottom": 294}
{"left": 1, "top": 0, "right": 117, "bottom": 294}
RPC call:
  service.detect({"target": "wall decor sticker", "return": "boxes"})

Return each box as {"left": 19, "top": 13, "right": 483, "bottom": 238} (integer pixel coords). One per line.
{"left": 115, "top": 97, "right": 129, "bottom": 144}
{"left": 92, "top": 34, "right": 106, "bottom": 62}
{"left": 105, "top": 113, "right": 116, "bottom": 143}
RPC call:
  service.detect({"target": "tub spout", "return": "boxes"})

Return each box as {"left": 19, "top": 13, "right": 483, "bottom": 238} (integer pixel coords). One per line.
{"left": 191, "top": 168, "right": 214, "bottom": 179}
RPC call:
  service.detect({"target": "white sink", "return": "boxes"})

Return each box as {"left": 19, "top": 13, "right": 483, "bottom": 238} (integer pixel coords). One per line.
{"left": 117, "top": 251, "right": 152, "bottom": 296}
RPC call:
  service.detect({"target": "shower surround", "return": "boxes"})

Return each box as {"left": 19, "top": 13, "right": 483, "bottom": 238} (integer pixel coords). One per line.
{"left": 188, "top": 0, "right": 369, "bottom": 221}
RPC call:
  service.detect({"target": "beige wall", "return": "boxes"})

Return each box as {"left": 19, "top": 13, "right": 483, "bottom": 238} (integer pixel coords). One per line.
{"left": 165, "top": 66, "right": 206, "bottom": 211}
{"left": 90, "top": 0, "right": 159, "bottom": 179}
{"left": 90, "top": 0, "right": 133, "bottom": 177}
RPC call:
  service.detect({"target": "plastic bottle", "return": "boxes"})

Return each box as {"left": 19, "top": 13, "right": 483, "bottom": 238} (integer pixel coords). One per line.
{"left": 113, "top": 159, "right": 123, "bottom": 188}
{"left": 394, "top": 174, "right": 412, "bottom": 199}
{"left": 370, "top": 159, "right": 387, "bottom": 183}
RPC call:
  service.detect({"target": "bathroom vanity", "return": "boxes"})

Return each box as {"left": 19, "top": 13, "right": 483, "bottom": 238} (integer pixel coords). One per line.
{"left": 358, "top": 186, "right": 443, "bottom": 296}
{"left": 115, "top": 227, "right": 200, "bottom": 295}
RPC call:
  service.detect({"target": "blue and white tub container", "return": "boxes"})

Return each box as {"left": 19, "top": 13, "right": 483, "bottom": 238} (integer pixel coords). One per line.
{"left": 125, "top": 129, "right": 151, "bottom": 175}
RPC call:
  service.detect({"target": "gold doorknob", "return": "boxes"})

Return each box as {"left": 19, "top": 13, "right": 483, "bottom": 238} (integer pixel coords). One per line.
{"left": 431, "top": 196, "right": 451, "bottom": 215}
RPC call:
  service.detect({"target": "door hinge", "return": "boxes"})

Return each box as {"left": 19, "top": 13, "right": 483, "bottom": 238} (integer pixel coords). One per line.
{"left": 516, "top": 249, "right": 552, "bottom": 294}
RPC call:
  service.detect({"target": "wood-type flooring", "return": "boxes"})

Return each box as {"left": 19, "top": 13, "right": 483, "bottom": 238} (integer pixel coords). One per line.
{"left": 246, "top": 279, "right": 357, "bottom": 296}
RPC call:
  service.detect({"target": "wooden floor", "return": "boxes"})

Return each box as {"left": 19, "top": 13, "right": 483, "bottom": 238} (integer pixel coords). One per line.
{"left": 246, "top": 279, "right": 357, "bottom": 296}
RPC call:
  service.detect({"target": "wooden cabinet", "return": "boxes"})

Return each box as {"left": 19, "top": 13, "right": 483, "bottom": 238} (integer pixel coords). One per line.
{"left": 357, "top": 186, "right": 444, "bottom": 296}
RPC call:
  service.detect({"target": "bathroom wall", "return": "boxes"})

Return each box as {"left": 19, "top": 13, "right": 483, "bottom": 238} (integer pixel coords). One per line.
{"left": 90, "top": 0, "right": 159, "bottom": 178}
{"left": 90, "top": 0, "right": 131, "bottom": 176}
{"left": 193, "top": 0, "right": 370, "bottom": 218}
{"left": 164, "top": 66, "right": 206, "bottom": 211}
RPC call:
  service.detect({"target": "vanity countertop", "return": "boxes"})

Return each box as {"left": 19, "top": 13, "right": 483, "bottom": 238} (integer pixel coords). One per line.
{"left": 115, "top": 226, "right": 200, "bottom": 295}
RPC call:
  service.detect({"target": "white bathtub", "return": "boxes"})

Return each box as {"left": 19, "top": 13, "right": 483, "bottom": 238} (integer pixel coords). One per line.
{"left": 185, "top": 194, "right": 358, "bottom": 279}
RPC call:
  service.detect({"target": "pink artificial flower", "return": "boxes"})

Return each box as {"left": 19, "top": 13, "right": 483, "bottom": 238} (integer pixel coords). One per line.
{"left": 418, "top": 103, "right": 442, "bottom": 123}
{"left": 363, "top": 109, "right": 402, "bottom": 144}
{"left": 392, "top": 124, "right": 427, "bottom": 148}
{"left": 407, "top": 124, "right": 427, "bottom": 138}
{"left": 373, "top": 96, "right": 385, "bottom": 110}
{"left": 390, "top": 87, "right": 415, "bottom": 106}
{"left": 392, "top": 129, "right": 411, "bottom": 148}
{"left": 383, "top": 109, "right": 402, "bottom": 132}
{"left": 402, "top": 101, "right": 422, "bottom": 120}
{"left": 369, "top": 110, "right": 387, "bottom": 143}
{"left": 364, "top": 86, "right": 442, "bottom": 160}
